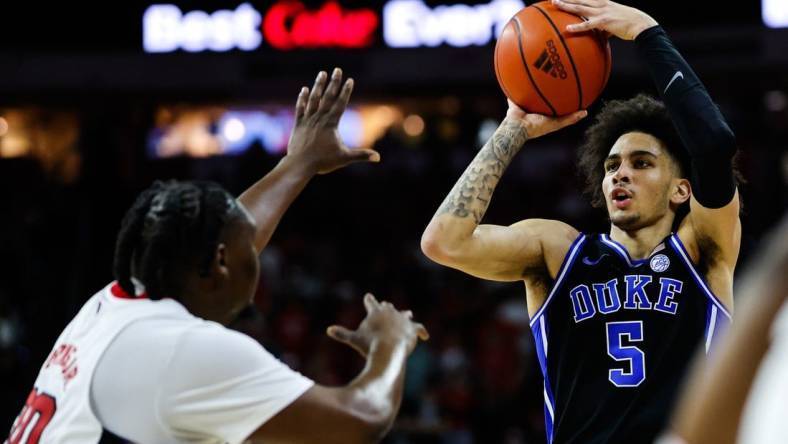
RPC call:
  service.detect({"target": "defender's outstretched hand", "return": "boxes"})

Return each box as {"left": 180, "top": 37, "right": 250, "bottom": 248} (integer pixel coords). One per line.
{"left": 327, "top": 293, "right": 429, "bottom": 358}
{"left": 551, "top": 0, "right": 658, "bottom": 41}
{"left": 287, "top": 68, "right": 380, "bottom": 175}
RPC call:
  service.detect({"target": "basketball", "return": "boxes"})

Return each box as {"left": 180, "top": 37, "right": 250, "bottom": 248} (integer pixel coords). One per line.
{"left": 494, "top": 1, "right": 612, "bottom": 116}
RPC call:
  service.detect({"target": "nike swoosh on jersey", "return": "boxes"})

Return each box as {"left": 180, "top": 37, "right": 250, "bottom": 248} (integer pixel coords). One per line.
{"left": 664, "top": 71, "right": 684, "bottom": 93}
{"left": 582, "top": 253, "right": 609, "bottom": 266}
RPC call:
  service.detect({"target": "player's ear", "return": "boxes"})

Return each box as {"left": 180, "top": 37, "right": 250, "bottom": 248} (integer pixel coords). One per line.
{"left": 211, "top": 243, "right": 230, "bottom": 280}
{"left": 671, "top": 178, "right": 691, "bottom": 206}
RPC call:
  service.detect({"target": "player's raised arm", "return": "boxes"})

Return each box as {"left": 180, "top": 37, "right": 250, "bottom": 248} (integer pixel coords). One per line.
{"left": 238, "top": 68, "right": 380, "bottom": 254}
{"left": 557, "top": 0, "right": 741, "bottom": 295}
{"left": 635, "top": 23, "right": 740, "bottom": 272}
{"left": 420, "top": 100, "right": 585, "bottom": 282}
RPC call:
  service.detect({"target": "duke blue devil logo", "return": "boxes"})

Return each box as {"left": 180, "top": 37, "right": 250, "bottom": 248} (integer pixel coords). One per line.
{"left": 650, "top": 254, "right": 670, "bottom": 272}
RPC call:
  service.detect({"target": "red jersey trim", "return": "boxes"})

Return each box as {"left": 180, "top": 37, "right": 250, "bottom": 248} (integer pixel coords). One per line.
{"left": 110, "top": 281, "right": 148, "bottom": 300}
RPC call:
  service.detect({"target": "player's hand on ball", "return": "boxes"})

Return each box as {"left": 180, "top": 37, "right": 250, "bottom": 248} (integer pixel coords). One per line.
{"left": 551, "top": 0, "right": 658, "bottom": 41}
{"left": 286, "top": 68, "right": 380, "bottom": 175}
{"left": 326, "top": 293, "right": 429, "bottom": 357}
{"left": 506, "top": 99, "right": 587, "bottom": 139}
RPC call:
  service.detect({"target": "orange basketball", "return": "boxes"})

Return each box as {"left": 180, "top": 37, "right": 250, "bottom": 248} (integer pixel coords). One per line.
{"left": 494, "top": 1, "right": 611, "bottom": 116}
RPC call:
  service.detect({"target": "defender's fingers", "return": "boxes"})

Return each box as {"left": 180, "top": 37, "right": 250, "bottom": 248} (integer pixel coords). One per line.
{"left": 415, "top": 323, "right": 430, "bottom": 341}
{"left": 319, "top": 67, "right": 344, "bottom": 112}
{"left": 328, "top": 78, "right": 354, "bottom": 120}
{"left": 294, "top": 87, "right": 309, "bottom": 121}
{"left": 305, "top": 71, "right": 328, "bottom": 117}
{"left": 363, "top": 292, "right": 379, "bottom": 313}
{"left": 326, "top": 325, "right": 354, "bottom": 344}
{"left": 327, "top": 325, "right": 365, "bottom": 356}
{"left": 344, "top": 148, "right": 381, "bottom": 164}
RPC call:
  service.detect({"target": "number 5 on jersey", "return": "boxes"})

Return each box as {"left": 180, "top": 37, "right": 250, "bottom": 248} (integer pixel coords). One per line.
{"left": 606, "top": 321, "right": 646, "bottom": 387}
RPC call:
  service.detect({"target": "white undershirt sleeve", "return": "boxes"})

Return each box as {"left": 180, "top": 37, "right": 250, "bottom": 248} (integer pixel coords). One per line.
{"left": 157, "top": 322, "right": 314, "bottom": 444}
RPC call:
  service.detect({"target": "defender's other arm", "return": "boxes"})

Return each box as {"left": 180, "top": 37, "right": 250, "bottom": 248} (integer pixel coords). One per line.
{"left": 251, "top": 295, "right": 428, "bottom": 444}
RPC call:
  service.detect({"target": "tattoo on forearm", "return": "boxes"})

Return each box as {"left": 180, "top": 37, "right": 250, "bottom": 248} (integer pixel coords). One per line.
{"left": 437, "top": 118, "right": 528, "bottom": 223}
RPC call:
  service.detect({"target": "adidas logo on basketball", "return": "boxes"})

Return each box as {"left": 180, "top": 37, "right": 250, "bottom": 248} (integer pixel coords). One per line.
{"left": 533, "top": 40, "right": 567, "bottom": 79}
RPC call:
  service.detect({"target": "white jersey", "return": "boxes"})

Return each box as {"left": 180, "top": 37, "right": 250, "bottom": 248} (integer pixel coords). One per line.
{"left": 7, "top": 282, "right": 313, "bottom": 444}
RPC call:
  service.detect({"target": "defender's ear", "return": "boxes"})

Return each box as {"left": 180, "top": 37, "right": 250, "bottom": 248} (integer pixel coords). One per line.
{"left": 210, "top": 243, "right": 230, "bottom": 279}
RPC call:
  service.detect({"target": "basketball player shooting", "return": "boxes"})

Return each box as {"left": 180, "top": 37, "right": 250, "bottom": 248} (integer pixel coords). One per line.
{"left": 421, "top": 1, "right": 740, "bottom": 443}
{"left": 7, "top": 68, "right": 428, "bottom": 444}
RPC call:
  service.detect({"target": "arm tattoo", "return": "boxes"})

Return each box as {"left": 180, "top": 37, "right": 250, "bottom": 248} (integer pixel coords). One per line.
{"left": 437, "top": 118, "right": 528, "bottom": 224}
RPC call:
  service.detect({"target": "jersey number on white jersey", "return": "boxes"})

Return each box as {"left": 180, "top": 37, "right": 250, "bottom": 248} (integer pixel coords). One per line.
{"left": 7, "top": 388, "right": 56, "bottom": 444}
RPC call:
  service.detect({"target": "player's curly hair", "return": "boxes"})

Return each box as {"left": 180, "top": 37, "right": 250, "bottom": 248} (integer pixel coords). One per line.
{"left": 577, "top": 94, "right": 690, "bottom": 209}
{"left": 113, "top": 180, "right": 239, "bottom": 300}
{"left": 577, "top": 94, "right": 743, "bottom": 222}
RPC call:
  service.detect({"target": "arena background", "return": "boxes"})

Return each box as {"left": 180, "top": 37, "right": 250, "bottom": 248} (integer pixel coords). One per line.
{"left": 1, "top": 1, "right": 786, "bottom": 442}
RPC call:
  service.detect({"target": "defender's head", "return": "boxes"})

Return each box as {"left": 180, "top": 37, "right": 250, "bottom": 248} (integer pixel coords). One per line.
{"left": 113, "top": 180, "right": 259, "bottom": 324}
{"left": 578, "top": 94, "right": 691, "bottom": 231}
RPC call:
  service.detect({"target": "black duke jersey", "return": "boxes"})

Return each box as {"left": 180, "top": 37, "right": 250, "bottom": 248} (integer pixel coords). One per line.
{"left": 529, "top": 233, "right": 730, "bottom": 444}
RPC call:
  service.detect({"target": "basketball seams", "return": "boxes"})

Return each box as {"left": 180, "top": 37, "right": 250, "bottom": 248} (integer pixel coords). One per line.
{"left": 513, "top": 17, "right": 557, "bottom": 116}
{"left": 532, "top": 4, "right": 584, "bottom": 112}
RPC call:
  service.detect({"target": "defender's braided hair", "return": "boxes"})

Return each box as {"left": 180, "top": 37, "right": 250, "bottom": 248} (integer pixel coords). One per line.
{"left": 113, "top": 180, "right": 238, "bottom": 300}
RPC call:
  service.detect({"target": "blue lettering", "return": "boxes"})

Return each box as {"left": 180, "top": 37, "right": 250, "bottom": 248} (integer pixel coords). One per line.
{"left": 570, "top": 285, "right": 596, "bottom": 322}
{"left": 623, "top": 275, "right": 653, "bottom": 310}
{"left": 655, "top": 278, "right": 682, "bottom": 314}
{"left": 593, "top": 278, "right": 621, "bottom": 314}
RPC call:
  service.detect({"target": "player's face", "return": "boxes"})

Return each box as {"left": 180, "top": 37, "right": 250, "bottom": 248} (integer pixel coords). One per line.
{"left": 601, "top": 132, "right": 685, "bottom": 230}
{"left": 218, "top": 204, "right": 261, "bottom": 322}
